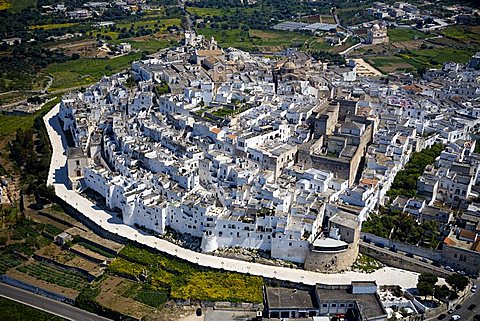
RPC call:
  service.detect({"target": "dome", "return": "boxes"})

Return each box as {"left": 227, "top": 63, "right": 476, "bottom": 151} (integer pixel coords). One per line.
{"left": 282, "top": 61, "right": 296, "bottom": 70}
{"left": 372, "top": 23, "right": 380, "bottom": 30}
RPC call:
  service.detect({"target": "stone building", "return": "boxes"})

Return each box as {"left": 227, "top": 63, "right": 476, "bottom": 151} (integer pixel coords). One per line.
{"left": 265, "top": 281, "right": 387, "bottom": 320}
{"left": 366, "top": 23, "right": 389, "bottom": 45}
{"left": 304, "top": 210, "right": 360, "bottom": 272}
{"left": 66, "top": 147, "right": 88, "bottom": 189}
{"left": 442, "top": 228, "right": 480, "bottom": 276}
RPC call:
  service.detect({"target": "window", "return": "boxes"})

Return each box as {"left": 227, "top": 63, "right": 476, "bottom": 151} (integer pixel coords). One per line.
{"left": 331, "top": 304, "right": 336, "bottom": 308}
{"left": 322, "top": 304, "right": 328, "bottom": 308}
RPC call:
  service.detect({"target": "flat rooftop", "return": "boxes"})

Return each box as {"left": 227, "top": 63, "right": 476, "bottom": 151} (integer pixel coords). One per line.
{"left": 266, "top": 287, "right": 318, "bottom": 310}
{"left": 316, "top": 286, "right": 386, "bottom": 320}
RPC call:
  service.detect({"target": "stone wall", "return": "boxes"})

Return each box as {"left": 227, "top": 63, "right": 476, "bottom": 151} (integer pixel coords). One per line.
{"left": 304, "top": 242, "right": 358, "bottom": 273}
{"left": 361, "top": 232, "right": 442, "bottom": 261}
{"left": 359, "top": 242, "right": 450, "bottom": 278}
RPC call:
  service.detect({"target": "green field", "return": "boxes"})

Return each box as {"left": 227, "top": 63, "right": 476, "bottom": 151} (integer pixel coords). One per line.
{"left": 44, "top": 53, "right": 141, "bottom": 91}
{"left": 186, "top": 6, "right": 226, "bottom": 17}
{"left": 0, "top": 252, "right": 25, "bottom": 274}
{"left": 196, "top": 27, "right": 327, "bottom": 52}
{"left": 367, "top": 46, "right": 478, "bottom": 74}
{"left": 29, "top": 23, "right": 78, "bottom": 30}
{"left": 0, "top": 297, "right": 66, "bottom": 321}
{"left": 366, "top": 56, "right": 415, "bottom": 74}
{"left": 5, "top": 0, "right": 35, "bottom": 12}
{"left": 108, "top": 243, "right": 264, "bottom": 303}
{"left": 0, "top": 96, "right": 60, "bottom": 137}
{"left": 402, "top": 47, "right": 477, "bottom": 67}
{"left": 440, "top": 26, "right": 480, "bottom": 43}
{"left": 388, "top": 28, "right": 431, "bottom": 42}
{"left": 17, "top": 262, "right": 89, "bottom": 290}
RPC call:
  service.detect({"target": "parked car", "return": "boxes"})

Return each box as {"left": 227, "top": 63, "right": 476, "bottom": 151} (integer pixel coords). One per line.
{"left": 389, "top": 247, "right": 397, "bottom": 253}
{"left": 448, "top": 308, "right": 455, "bottom": 314}
{"left": 406, "top": 253, "right": 414, "bottom": 258}
{"left": 458, "top": 271, "right": 466, "bottom": 276}
{"left": 455, "top": 305, "right": 462, "bottom": 310}
{"left": 472, "top": 287, "right": 477, "bottom": 293}
{"left": 473, "top": 285, "right": 478, "bottom": 290}
{"left": 450, "top": 315, "right": 460, "bottom": 321}
{"left": 445, "top": 266, "right": 454, "bottom": 272}
{"left": 420, "top": 257, "right": 429, "bottom": 263}
{"left": 438, "top": 313, "right": 447, "bottom": 320}
{"left": 468, "top": 304, "right": 477, "bottom": 310}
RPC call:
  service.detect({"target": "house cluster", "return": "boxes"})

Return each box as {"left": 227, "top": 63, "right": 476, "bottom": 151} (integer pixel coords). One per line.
{"left": 364, "top": 1, "right": 459, "bottom": 32}
{"left": 58, "top": 30, "right": 480, "bottom": 273}
{"left": 41, "top": 0, "right": 145, "bottom": 19}
{"left": 366, "top": 2, "right": 420, "bottom": 20}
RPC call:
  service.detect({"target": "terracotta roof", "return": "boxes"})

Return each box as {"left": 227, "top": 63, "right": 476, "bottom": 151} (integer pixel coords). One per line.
{"left": 210, "top": 127, "right": 221, "bottom": 134}
{"left": 227, "top": 134, "right": 237, "bottom": 139}
{"left": 443, "top": 237, "right": 456, "bottom": 246}
{"left": 360, "top": 178, "right": 379, "bottom": 187}
{"left": 459, "top": 229, "right": 477, "bottom": 241}
{"left": 403, "top": 84, "right": 422, "bottom": 93}
{"left": 197, "top": 49, "right": 223, "bottom": 56}
{"left": 471, "top": 239, "right": 480, "bottom": 252}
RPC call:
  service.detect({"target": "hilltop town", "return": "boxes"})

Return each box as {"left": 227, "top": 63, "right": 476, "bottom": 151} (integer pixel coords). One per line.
{"left": 0, "top": 0, "right": 480, "bottom": 320}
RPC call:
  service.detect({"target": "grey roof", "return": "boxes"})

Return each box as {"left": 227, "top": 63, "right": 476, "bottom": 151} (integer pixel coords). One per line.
{"left": 266, "top": 287, "right": 318, "bottom": 310}
{"left": 315, "top": 285, "right": 386, "bottom": 320}
{"left": 67, "top": 147, "right": 85, "bottom": 158}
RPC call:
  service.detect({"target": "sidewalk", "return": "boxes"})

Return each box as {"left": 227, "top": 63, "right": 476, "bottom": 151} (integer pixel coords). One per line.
{"left": 44, "top": 104, "right": 423, "bottom": 289}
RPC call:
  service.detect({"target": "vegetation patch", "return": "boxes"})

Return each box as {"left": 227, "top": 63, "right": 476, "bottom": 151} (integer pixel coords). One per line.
{"left": 108, "top": 243, "right": 264, "bottom": 303}
{"left": 17, "top": 262, "right": 89, "bottom": 290}
{"left": 29, "top": 23, "right": 78, "bottom": 30}
{"left": 0, "top": 96, "right": 60, "bottom": 137}
{"left": 387, "top": 144, "right": 443, "bottom": 199}
{"left": 387, "top": 28, "right": 430, "bottom": 42}
{"left": 352, "top": 254, "right": 383, "bottom": 273}
{"left": 0, "top": 296, "right": 66, "bottom": 321}
{"left": 362, "top": 211, "right": 440, "bottom": 249}
{"left": 77, "top": 241, "right": 116, "bottom": 258}
{"left": 440, "top": 25, "right": 480, "bottom": 43}
{"left": 44, "top": 53, "right": 141, "bottom": 91}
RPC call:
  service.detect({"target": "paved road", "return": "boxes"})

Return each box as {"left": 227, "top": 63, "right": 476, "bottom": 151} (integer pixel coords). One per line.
{"left": 44, "top": 104, "right": 424, "bottom": 289}
{"left": 0, "top": 283, "right": 111, "bottom": 321}
{"left": 448, "top": 282, "right": 480, "bottom": 321}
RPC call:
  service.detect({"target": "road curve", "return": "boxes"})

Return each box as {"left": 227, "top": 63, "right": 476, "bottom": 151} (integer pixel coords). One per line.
{"left": 0, "top": 283, "right": 112, "bottom": 321}
{"left": 44, "top": 104, "right": 422, "bottom": 289}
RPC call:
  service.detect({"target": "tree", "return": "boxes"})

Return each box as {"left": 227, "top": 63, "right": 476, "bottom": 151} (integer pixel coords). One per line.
{"left": 417, "top": 281, "right": 434, "bottom": 299}
{"left": 419, "top": 273, "right": 438, "bottom": 285}
{"left": 434, "top": 285, "right": 451, "bottom": 301}
{"left": 446, "top": 274, "right": 469, "bottom": 292}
